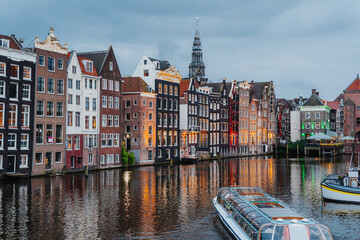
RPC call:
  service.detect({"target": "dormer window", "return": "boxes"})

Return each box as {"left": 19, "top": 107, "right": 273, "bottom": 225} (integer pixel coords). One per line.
{"left": 83, "top": 61, "right": 93, "bottom": 72}
{"left": 0, "top": 39, "right": 9, "bottom": 48}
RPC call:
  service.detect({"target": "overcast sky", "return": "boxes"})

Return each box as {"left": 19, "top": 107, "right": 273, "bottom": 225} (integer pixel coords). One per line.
{"left": 2, "top": 0, "right": 360, "bottom": 100}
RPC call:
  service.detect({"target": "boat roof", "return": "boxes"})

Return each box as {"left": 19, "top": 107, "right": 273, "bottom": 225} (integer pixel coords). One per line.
{"left": 325, "top": 174, "right": 339, "bottom": 180}
{"left": 220, "top": 187, "right": 316, "bottom": 224}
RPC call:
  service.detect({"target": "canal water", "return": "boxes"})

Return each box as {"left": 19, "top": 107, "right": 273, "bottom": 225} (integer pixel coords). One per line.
{"left": 0, "top": 156, "right": 358, "bottom": 240}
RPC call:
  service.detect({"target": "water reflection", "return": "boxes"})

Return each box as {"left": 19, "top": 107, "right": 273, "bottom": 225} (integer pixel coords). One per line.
{"left": 0, "top": 156, "right": 355, "bottom": 239}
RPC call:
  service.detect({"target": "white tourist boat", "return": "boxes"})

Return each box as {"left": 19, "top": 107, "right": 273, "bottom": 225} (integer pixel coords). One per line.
{"left": 213, "top": 187, "right": 333, "bottom": 240}
{"left": 321, "top": 154, "right": 360, "bottom": 203}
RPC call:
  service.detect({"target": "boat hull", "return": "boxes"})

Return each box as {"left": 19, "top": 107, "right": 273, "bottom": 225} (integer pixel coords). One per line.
{"left": 212, "top": 197, "right": 251, "bottom": 240}
{"left": 321, "top": 183, "right": 360, "bottom": 203}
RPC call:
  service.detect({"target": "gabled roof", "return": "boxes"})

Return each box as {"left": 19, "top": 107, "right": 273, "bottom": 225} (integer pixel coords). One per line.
{"left": 78, "top": 50, "right": 108, "bottom": 74}
{"left": 148, "top": 57, "right": 171, "bottom": 71}
{"left": 334, "top": 93, "right": 344, "bottom": 103}
{"left": 122, "top": 77, "right": 152, "bottom": 93}
{"left": 302, "top": 93, "right": 324, "bottom": 107}
{"left": 326, "top": 101, "right": 341, "bottom": 110}
{"left": 204, "top": 81, "right": 231, "bottom": 95}
{"left": 345, "top": 75, "right": 360, "bottom": 91}
{"left": 344, "top": 98, "right": 355, "bottom": 106}
{"left": 77, "top": 56, "right": 98, "bottom": 77}
{"left": 0, "top": 34, "right": 23, "bottom": 50}
{"left": 180, "top": 78, "right": 199, "bottom": 97}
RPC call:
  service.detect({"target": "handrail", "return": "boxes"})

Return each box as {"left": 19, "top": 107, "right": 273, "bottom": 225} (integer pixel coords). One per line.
{"left": 229, "top": 188, "right": 273, "bottom": 222}
{"left": 218, "top": 193, "right": 259, "bottom": 234}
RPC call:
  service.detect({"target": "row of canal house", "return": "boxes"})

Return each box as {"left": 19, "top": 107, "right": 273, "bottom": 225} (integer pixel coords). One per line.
{"left": 0, "top": 28, "right": 123, "bottom": 177}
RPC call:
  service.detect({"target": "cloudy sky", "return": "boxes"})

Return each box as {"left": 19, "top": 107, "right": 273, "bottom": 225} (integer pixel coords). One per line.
{"left": 2, "top": 0, "right": 360, "bottom": 100}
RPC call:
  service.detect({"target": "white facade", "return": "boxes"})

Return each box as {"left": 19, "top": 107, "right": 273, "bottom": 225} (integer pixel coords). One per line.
{"left": 290, "top": 110, "right": 301, "bottom": 142}
{"left": 132, "top": 56, "right": 162, "bottom": 91}
{"left": 66, "top": 51, "right": 100, "bottom": 136}
{"left": 179, "top": 104, "right": 188, "bottom": 130}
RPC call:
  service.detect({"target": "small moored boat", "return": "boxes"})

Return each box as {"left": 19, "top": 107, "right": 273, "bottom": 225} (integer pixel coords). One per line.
{"left": 181, "top": 155, "right": 198, "bottom": 164}
{"left": 213, "top": 187, "right": 333, "bottom": 240}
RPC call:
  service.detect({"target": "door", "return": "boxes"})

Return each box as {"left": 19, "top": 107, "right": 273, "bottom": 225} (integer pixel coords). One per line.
{"left": 45, "top": 152, "right": 52, "bottom": 170}
{"left": 7, "top": 156, "right": 16, "bottom": 173}
{"left": 126, "top": 138, "right": 131, "bottom": 150}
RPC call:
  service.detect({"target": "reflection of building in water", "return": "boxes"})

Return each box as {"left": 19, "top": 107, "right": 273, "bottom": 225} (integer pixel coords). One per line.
{"left": 30, "top": 177, "right": 65, "bottom": 239}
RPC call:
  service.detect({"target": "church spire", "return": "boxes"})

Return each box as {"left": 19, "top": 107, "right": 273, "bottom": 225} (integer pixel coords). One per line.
{"left": 189, "top": 17, "right": 207, "bottom": 85}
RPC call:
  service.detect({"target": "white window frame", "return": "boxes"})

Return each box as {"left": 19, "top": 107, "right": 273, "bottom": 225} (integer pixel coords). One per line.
{"left": 20, "top": 134, "right": 29, "bottom": 150}
{"left": 23, "top": 66, "right": 32, "bottom": 80}
{"left": 102, "top": 115, "right": 107, "bottom": 127}
{"left": 102, "top": 78, "right": 107, "bottom": 90}
{"left": 9, "top": 82, "right": 18, "bottom": 100}
{"left": 102, "top": 96, "right": 107, "bottom": 108}
{"left": 22, "top": 105, "right": 30, "bottom": 128}
{"left": 0, "top": 155, "right": 3, "bottom": 169}
{"left": 9, "top": 104, "right": 18, "bottom": 128}
{"left": 0, "top": 133, "right": 3, "bottom": 149}
{"left": 115, "top": 81, "right": 119, "bottom": 91}
{"left": 0, "top": 81, "right": 5, "bottom": 98}
{"left": 101, "top": 155, "right": 105, "bottom": 164}
{"left": 22, "top": 84, "right": 31, "bottom": 100}
{"left": 10, "top": 64, "right": 19, "bottom": 79}
{"left": 109, "top": 80, "right": 113, "bottom": 91}
{"left": 0, "top": 62, "right": 6, "bottom": 76}
{"left": 8, "top": 133, "right": 17, "bottom": 150}
{"left": 20, "top": 155, "right": 28, "bottom": 168}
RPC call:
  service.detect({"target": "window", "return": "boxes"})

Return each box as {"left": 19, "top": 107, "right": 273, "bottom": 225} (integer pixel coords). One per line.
{"left": 144, "top": 59, "right": 147, "bottom": 65}
{"left": 102, "top": 79, "right": 107, "bottom": 89}
{"left": 9, "top": 83, "right": 18, "bottom": 99}
{"left": 85, "top": 78, "right": 87, "bottom": 88}
{"left": 125, "top": 113, "right": 130, "bottom": 121}
{"left": 126, "top": 125, "right": 131, "bottom": 133}
{"left": 21, "top": 105, "right": 30, "bottom": 128}
{"left": 100, "top": 155, "right": 105, "bottom": 164}
{"left": 57, "top": 79, "right": 64, "bottom": 94}
{"left": 10, "top": 64, "right": 19, "bottom": 78}
{"left": 56, "top": 125, "right": 63, "bottom": 144}
{"left": 101, "top": 134, "right": 107, "bottom": 147}
{"left": 125, "top": 100, "right": 131, "bottom": 108}
{"left": 68, "top": 111, "right": 73, "bottom": 126}
{"left": 108, "top": 97, "right": 113, "bottom": 108}
{"left": 115, "top": 81, "right": 119, "bottom": 91}
{"left": 305, "top": 112, "right": 310, "bottom": 119}
{"left": 109, "top": 62, "right": 113, "bottom": 71}
{"left": 36, "top": 124, "right": 43, "bottom": 144}
{"left": 92, "top": 98, "right": 97, "bottom": 111}
{"left": 46, "top": 124, "right": 53, "bottom": 144}
{"left": 114, "top": 115, "right": 119, "bottom": 127}
{"left": 37, "top": 76, "right": 45, "bottom": 92}
{"left": 0, "top": 104, "right": 3, "bottom": 127}
{"left": 115, "top": 97, "right": 119, "bottom": 108}
{"left": 9, "top": 104, "right": 17, "bottom": 128}
{"left": 20, "top": 155, "right": 28, "bottom": 168}
{"left": 174, "top": 131, "right": 178, "bottom": 146}
{"left": 67, "top": 135, "right": 72, "bottom": 150}
{"left": 75, "top": 112, "right": 80, "bottom": 127}
{"left": 58, "top": 59, "right": 63, "bottom": 70}
{"left": 55, "top": 152, "right": 62, "bottom": 163}
{"left": 48, "top": 57, "right": 55, "bottom": 71}
{"left": 305, "top": 122, "right": 311, "bottom": 129}
{"left": 133, "top": 125, "right": 138, "bottom": 130}
{"left": 35, "top": 153, "right": 43, "bottom": 164}
{"left": 149, "top": 101, "right": 153, "bottom": 108}
{"left": 149, "top": 113, "right": 153, "bottom": 120}
{"left": 68, "top": 78, "right": 73, "bottom": 89}
{"left": 39, "top": 56, "right": 45, "bottom": 66}
{"left": 47, "top": 101, "right": 54, "bottom": 116}
{"left": 315, "top": 122, "right": 320, "bottom": 129}
{"left": 74, "top": 135, "right": 80, "bottom": 149}
{"left": 23, "top": 66, "right": 31, "bottom": 80}
{"left": 85, "top": 116, "right": 89, "bottom": 129}
{"left": 102, "top": 115, "right": 107, "bottom": 127}
{"left": 89, "top": 79, "right": 93, "bottom": 89}
{"left": 149, "top": 126, "right": 153, "bottom": 135}
{"left": 108, "top": 134, "right": 113, "bottom": 147}
{"left": 102, "top": 96, "right": 107, "bottom": 107}
{"left": 109, "top": 80, "right": 113, "bottom": 91}
{"left": 21, "top": 134, "right": 29, "bottom": 150}
{"left": 0, "top": 81, "right": 5, "bottom": 97}
{"left": 56, "top": 102, "right": 63, "bottom": 117}
{"left": 108, "top": 115, "right": 113, "bottom": 127}
{"left": 133, "top": 100, "right": 137, "bottom": 106}
{"left": 68, "top": 94, "right": 73, "bottom": 104}
{"left": 76, "top": 95, "right": 80, "bottom": 105}
{"left": 75, "top": 80, "right": 80, "bottom": 90}
{"left": 92, "top": 116, "right": 96, "bottom": 129}
{"left": 164, "top": 84, "right": 168, "bottom": 94}
{"left": 85, "top": 61, "right": 93, "bottom": 72}
{"left": 0, "top": 62, "right": 4, "bottom": 76}
{"left": 72, "top": 66, "right": 76, "bottom": 74}
{"left": 158, "top": 83, "right": 162, "bottom": 93}
{"left": 315, "top": 112, "right": 320, "bottom": 119}
{"left": 8, "top": 133, "right": 16, "bottom": 149}
{"left": 133, "top": 112, "right": 138, "bottom": 118}
{"left": 144, "top": 70, "right": 149, "bottom": 76}
{"left": 115, "top": 154, "right": 119, "bottom": 163}
{"left": 174, "top": 86, "right": 178, "bottom": 96}
{"left": 85, "top": 97, "right": 90, "bottom": 110}
{"left": 22, "top": 84, "right": 31, "bottom": 100}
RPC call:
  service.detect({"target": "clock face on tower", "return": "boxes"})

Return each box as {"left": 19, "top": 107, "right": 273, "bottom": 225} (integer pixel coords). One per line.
{"left": 196, "top": 67, "right": 201, "bottom": 74}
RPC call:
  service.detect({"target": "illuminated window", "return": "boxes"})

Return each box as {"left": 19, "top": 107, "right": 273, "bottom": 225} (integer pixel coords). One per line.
{"left": 10, "top": 64, "right": 19, "bottom": 78}
{"left": 23, "top": 66, "right": 31, "bottom": 80}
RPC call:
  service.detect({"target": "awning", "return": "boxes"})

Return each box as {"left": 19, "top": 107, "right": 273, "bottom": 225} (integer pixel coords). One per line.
{"left": 307, "top": 133, "right": 333, "bottom": 140}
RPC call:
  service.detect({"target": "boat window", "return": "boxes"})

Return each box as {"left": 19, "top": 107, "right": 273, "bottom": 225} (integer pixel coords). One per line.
{"left": 251, "top": 217, "right": 270, "bottom": 230}
{"left": 240, "top": 206, "right": 255, "bottom": 218}
{"left": 273, "top": 225, "right": 290, "bottom": 240}
{"left": 324, "top": 179, "right": 340, "bottom": 185}
{"left": 246, "top": 211, "right": 262, "bottom": 223}
{"left": 259, "top": 224, "right": 275, "bottom": 240}
{"left": 236, "top": 202, "right": 248, "bottom": 212}
{"left": 307, "top": 225, "right": 332, "bottom": 240}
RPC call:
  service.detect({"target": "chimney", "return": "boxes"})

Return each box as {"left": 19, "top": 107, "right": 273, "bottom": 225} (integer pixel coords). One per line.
{"left": 223, "top": 78, "right": 226, "bottom": 84}
{"left": 316, "top": 92, "right": 319, "bottom": 97}
{"left": 299, "top": 95, "right": 303, "bottom": 106}
{"left": 312, "top": 89, "right": 316, "bottom": 95}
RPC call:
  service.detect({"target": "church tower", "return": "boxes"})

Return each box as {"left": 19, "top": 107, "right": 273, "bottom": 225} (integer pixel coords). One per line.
{"left": 189, "top": 17, "right": 207, "bottom": 85}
